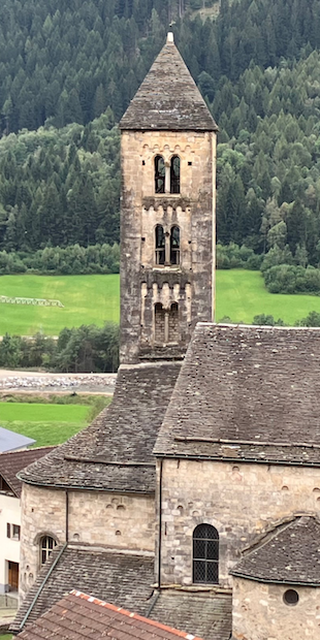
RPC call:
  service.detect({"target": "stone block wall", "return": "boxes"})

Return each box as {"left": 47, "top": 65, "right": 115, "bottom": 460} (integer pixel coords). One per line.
{"left": 233, "top": 576, "right": 320, "bottom": 639}
{"left": 120, "top": 129, "right": 216, "bottom": 363}
{"left": 68, "top": 490, "right": 155, "bottom": 550}
{"left": 19, "top": 484, "right": 66, "bottom": 600}
{"left": 19, "top": 484, "right": 155, "bottom": 601}
{"left": 157, "top": 459, "right": 320, "bottom": 588}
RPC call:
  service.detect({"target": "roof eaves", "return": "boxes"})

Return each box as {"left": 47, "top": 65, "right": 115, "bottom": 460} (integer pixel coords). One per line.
{"left": 230, "top": 570, "right": 320, "bottom": 588}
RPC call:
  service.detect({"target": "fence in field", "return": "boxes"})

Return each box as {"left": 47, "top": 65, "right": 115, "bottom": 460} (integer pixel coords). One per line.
{"left": 0, "top": 295, "right": 64, "bottom": 308}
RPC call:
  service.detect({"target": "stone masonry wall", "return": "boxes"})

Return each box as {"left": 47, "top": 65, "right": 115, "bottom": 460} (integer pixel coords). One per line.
{"left": 19, "top": 484, "right": 66, "bottom": 601}
{"left": 120, "top": 129, "right": 216, "bottom": 363}
{"left": 233, "top": 576, "right": 320, "bottom": 640}
{"left": 20, "top": 484, "right": 155, "bottom": 601}
{"left": 68, "top": 490, "right": 155, "bottom": 550}
{"left": 157, "top": 459, "right": 320, "bottom": 588}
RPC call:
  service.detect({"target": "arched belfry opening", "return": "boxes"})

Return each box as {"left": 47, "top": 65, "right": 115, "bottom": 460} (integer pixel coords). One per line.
{"left": 154, "top": 301, "right": 180, "bottom": 345}
{"left": 155, "top": 225, "right": 165, "bottom": 265}
{"left": 170, "top": 226, "right": 180, "bottom": 265}
{"left": 170, "top": 156, "right": 180, "bottom": 194}
{"left": 155, "top": 155, "right": 165, "bottom": 193}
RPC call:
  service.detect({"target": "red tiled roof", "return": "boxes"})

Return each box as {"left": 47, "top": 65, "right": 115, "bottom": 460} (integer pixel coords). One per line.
{"left": 0, "top": 447, "right": 54, "bottom": 497}
{"left": 17, "top": 590, "right": 204, "bottom": 640}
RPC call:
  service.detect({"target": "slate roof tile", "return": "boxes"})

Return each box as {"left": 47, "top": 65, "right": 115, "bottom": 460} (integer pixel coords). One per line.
{"left": 150, "top": 590, "right": 232, "bottom": 640}
{"left": 11, "top": 544, "right": 155, "bottom": 634}
{"left": 119, "top": 35, "right": 217, "bottom": 132}
{"left": 18, "top": 362, "right": 180, "bottom": 492}
{"left": 16, "top": 590, "right": 207, "bottom": 640}
{"left": 231, "top": 516, "right": 320, "bottom": 585}
{"left": 154, "top": 324, "right": 320, "bottom": 465}
{"left": 13, "top": 546, "right": 232, "bottom": 640}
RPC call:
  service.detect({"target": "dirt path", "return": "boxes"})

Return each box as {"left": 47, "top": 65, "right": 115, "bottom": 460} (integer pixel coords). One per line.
{"left": 0, "top": 369, "right": 117, "bottom": 394}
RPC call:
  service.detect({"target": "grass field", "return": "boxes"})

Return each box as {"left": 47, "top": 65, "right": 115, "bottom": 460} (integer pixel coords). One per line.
{"left": 0, "top": 402, "right": 93, "bottom": 446}
{"left": 2, "top": 271, "right": 320, "bottom": 335}
{"left": 216, "top": 270, "right": 320, "bottom": 324}
{"left": 0, "top": 274, "right": 119, "bottom": 335}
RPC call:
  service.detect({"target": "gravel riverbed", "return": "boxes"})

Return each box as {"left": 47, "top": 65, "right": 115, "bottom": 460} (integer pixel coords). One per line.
{"left": 0, "top": 370, "right": 117, "bottom": 394}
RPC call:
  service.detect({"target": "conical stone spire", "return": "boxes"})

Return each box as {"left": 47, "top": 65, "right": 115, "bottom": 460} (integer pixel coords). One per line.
{"left": 120, "top": 33, "right": 218, "bottom": 131}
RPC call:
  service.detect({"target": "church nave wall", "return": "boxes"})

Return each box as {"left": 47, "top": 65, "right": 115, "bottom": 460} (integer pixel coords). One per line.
{"left": 157, "top": 459, "right": 320, "bottom": 588}
{"left": 19, "top": 484, "right": 155, "bottom": 601}
{"left": 68, "top": 490, "right": 155, "bottom": 550}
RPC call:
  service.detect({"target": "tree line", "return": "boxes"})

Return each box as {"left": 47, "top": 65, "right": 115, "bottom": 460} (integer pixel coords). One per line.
{"left": 0, "top": 243, "right": 119, "bottom": 275}
{"left": 0, "top": 323, "right": 119, "bottom": 372}
{"left": 1, "top": 0, "right": 320, "bottom": 267}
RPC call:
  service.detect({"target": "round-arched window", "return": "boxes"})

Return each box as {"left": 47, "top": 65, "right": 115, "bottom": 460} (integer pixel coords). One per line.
{"left": 193, "top": 523, "right": 219, "bottom": 584}
{"left": 40, "top": 535, "right": 57, "bottom": 565}
{"left": 155, "top": 155, "right": 165, "bottom": 193}
{"left": 170, "top": 156, "right": 180, "bottom": 193}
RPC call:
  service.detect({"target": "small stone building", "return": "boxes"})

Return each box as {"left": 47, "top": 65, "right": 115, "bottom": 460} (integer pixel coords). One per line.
{"left": 231, "top": 516, "right": 320, "bottom": 639}
{"left": 11, "top": 33, "right": 320, "bottom": 640}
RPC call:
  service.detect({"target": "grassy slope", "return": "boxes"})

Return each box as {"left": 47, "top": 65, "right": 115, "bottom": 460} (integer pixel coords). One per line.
{"left": 0, "top": 402, "right": 91, "bottom": 446}
{"left": 216, "top": 270, "right": 320, "bottom": 324}
{"left": 0, "top": 274, "right": 119, "bottom": 335}
{"left": 2, "top": 271, "right": 320, "bottom": 335}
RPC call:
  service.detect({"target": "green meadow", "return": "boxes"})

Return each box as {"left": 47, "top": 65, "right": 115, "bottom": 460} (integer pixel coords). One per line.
{"left": 215, "top": 270, "right": 320, "bottom": 324}
{"left": 1, "top": 271, "right": 320, "bottom": 336}
{"left": 0, "top": 402, "right": 93, "bottom": 447}
{"left": 0, "top": 274, "right": 119, "bottom": 335}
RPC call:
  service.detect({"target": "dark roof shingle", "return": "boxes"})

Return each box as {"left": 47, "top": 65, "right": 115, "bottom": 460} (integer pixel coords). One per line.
{"left": 12, "top": 545, "right": 155, "bottom": 634}
{"left": 18, "top": 361, "right": 180, "bottom": 493}
{"left": 16, "top": 590, "right": 206, "bottom": 640}
{"left": 119, "top": 34, "right": 217, "bottom": 132}
{"left": 150, "top": 590, "right": 232, "bottom": 640}
{"left": 231, "top": 516, "right": 320, "bottom": 585}
{"left": 154, "top": 324, "right": 320, "bottom": 466}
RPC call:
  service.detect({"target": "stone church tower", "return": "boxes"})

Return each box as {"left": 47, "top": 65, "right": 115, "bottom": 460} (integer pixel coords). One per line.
{"left": 119, "top": 33, "right": 218, "bottom": 363}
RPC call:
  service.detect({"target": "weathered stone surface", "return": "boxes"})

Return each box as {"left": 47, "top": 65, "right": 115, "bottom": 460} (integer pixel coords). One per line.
{"left": 119, "top": 35, "right": 218, "bottom": 132}
{"left": 156, "top": 458, "right": 320, "bottom": 589}
{"left": 154, "top": 324, "right": 320, "bottom": 464}
{"left": 231, "top": 516, "right": 320, "bottom": 585}
{"left": 120, "top": 130, "right": 216, "bottom": 363}
{"left": 150, "top": 589, "right": 232, "bottom": 640}
{"left": 232, "top": 577, "right": 320, "bottom": 640}
{"left": 13, "top": 544, "right": 154, "bottom": 633}
{"left": 18, "top": 361, "right": 180, "bottom": 491}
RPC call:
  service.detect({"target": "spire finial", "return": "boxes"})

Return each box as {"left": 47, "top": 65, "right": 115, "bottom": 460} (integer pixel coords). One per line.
{"left": 167, "top": 31, "right": 174, "bottom": 44}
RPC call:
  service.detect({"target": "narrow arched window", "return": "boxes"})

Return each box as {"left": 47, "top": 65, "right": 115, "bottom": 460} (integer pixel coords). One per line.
{"left": 170, "top": 156, "right": 180, "bottom": 194}
{"left": 193, "top": 524, "right": 219, "bottom": 584}
{"left": 40, "top": 535, "right": 57, "bottom": 565}
{"left": 170, "top": 225, "right": 180, "bottom": 265}
{"left": 155, "top": 303, "right": 165, "bottom": 343}
{"left": 168, "top": 302, "right": 179, "bottom": 343}
{"left": 155, "top": 225, "right": 165, "bottom": 265}
{"left": 155, "top": 155, "right": 165, "bottom": 193}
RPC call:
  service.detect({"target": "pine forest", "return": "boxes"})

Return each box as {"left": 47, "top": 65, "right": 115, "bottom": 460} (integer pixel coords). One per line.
{"left": 1, "top": 0, "right": 320, "bottom": 282}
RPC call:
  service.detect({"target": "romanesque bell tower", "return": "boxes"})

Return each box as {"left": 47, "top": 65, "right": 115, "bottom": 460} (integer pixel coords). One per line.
{"left": 119, "top": 33, "right": 218, "bottom": 363}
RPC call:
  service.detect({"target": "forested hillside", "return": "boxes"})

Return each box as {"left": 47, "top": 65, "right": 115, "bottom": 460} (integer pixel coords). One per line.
{"left": 1, "top": 0, "right": 320, "bottom": 263}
